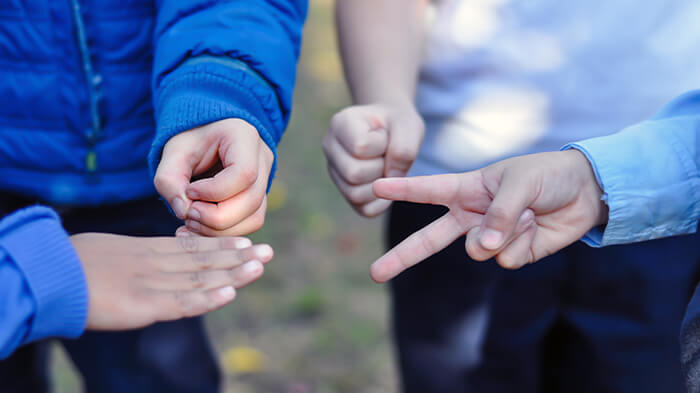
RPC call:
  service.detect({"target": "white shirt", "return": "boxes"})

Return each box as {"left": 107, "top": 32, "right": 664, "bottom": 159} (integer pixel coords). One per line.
{"left": 410, "top": 0, "right": 700, "bottom": 176}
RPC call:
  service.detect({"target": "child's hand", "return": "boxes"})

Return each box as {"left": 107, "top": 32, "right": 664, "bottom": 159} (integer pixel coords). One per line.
{"left": 154, "top": 119, "right": 272, "bottom": 236}
{"left": 71, "top": 233, "right": 273, "bottom": 330}
{"left": 370, "top": 150, "right": 607, "bottom": 282}
{"left": 323, "top": 104, "right": 425, "bottom": 217}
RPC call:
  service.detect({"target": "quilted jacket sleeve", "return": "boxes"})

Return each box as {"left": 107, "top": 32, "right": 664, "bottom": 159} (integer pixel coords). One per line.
{"left": 148, "top": 0, "right": 308, "bottom": 185}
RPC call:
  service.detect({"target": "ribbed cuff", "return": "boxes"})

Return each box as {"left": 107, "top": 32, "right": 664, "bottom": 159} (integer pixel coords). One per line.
{"left": 149, "top": 61, "right": 283, "bottom": 192}
{"left": 0, "top": 207, "right": 88, "bottom": 341}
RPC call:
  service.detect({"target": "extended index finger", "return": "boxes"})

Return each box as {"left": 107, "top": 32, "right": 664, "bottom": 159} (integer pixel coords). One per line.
{"left": 373, "top": 174, "right": 466, "bottom": 206}
{"left": 370, "top": 212, "right": 473, "bottom": 283}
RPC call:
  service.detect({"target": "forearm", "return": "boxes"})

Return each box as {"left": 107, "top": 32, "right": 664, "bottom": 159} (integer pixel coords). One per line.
{"left": 150, "top": 0, "right": 307, "bottom": 181}
{"left": 336, "top": 0, "right": 426, "bottom": 106}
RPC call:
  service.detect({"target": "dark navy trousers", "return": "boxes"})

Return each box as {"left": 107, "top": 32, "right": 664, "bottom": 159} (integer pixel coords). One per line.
{"left": 388, "top": 202, "right": 700, "bottom": 393}
{"left": 0, "top": 195, "right": 221, "bottom": 393}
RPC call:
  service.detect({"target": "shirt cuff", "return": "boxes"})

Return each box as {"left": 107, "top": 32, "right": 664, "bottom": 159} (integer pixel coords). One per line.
{"left": 563, "top": 120, "right": 698, "bottom": 246}
{"left": 560, "top": 144, "right": 606, "bottom": 247}
{"left": 0, "top": 207, "right": 88, "bottom": 342}
{"left": 149, "top": 59, "right": 283, "bottom": 192}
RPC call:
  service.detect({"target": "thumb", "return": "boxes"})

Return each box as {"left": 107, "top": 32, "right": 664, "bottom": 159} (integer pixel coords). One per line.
{"left": 384, "top": 114, "right": 425, "bottom": 178}
{"left": 153, "top": 143, "right": 197, "bottom": 219}
{"left": 478, "top": 169, "right": 538, "bottom": 250}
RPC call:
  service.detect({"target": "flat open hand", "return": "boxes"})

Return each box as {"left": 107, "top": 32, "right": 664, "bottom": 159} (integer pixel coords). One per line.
{"left": 370, "top": 150, "right": 607, "bottom": 282}
{"left": 72, "top": 233, "right": 273, "bottom": 330}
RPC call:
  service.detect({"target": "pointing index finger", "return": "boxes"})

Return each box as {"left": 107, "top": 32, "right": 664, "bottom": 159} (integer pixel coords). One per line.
{"left": 372, "top": 174, "right": 463, "bottom": 206}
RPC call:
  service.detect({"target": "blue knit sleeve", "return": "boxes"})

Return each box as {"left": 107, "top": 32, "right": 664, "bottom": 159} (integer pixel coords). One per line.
{"left": 149, "top": 0, "right": 308, "bottom": 188}
{"left": 0, "top": 207, "right": 87, "bottom": 359}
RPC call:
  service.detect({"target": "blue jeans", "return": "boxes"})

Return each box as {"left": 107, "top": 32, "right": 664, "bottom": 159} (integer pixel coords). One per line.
{"left": 0, "top": 195, "right": 221, "bottom": 393}
{"left": 388, "top": 202, "right": 700, "bottom": 393}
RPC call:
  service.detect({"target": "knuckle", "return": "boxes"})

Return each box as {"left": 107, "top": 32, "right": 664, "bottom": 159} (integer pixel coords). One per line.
{"left": 249, "top": 185, "right": 267, "bottom": 206}
{"left": 174, "top": 291, "right": 205, "bottom": 317}
{"left": 345, "top": 187, "right": 365, "bottom": 204}
{"left": 249, "top": 211, "right": 266, "bottom": 233}
{"left": 497, "top": 254, "right": 519, "bottom": 270}
{"left": 189, "top": 303, "right": 209, "bottom": 317}
{"left": 351, "top": 139, "right": 371, "bottom": 157}
{"left": 147, "top": 255, "right": 168, "bottom": 274}
{"left": 189, "top": 272, "right": 205, "bottom": 289}
{"left": 329, "top": 113, "right": 342, "bottom": 130}
{"left": 173, "top": 291, "right": 189, "bottom": 311}
{"left": 177, "top": 235, "right": 200, "bottom": 253}
{"left": 208, "top": 214, "right": 229, "bottom": 231}
{"left": 389, "top": 145, "right": 419, "bottom": 164}
{"left": 330, "top": 110, "right": 349, "bottom": 130}
{"left": 487, "top": 206, "right": 511, "bottom": 224}
{"left": 357, "top": 204, "right": 377, "bottom": 218}
{"left": 153, "top": 174, "right": 174, "bottom": 193}
{"left": 192, "top": 251, "right": 212, "bottom": 269}
{"left": 238, "top": 166, "right": 259, "bottom": 187}
{"left": 417, "top": 232, "right": 438, "bottom": 257}
{"left": 344, "top": 167, "right": 365, "bottom": 185}
{"left": 465, "top": 240, "right": 486, "bottom": 261}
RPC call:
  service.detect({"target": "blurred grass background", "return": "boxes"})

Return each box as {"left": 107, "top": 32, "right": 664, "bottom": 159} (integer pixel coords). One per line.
{"left": 53, "top": 1, "right": 399, "bottom": 392}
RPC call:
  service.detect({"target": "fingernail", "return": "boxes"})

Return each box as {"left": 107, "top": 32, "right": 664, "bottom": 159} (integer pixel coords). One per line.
{"left": 243, "top": 260, "right": 262, "bottom": 274}
{"left": 176, "top": 229, "right": 192, "bottom": 237}
{"left": 186, "top": 188, "right": 199, "bottom": 200}
{"left": 518, "top": 210, "right": 535, "bottom": 227}
{"left": 172, "top": 197, "right": 186, "bottom": 219}
{"left": 386, "top": 170, "right": 404, "bottom": 178}
{"left": 479, "top": 228, "right": 503, "bottom": 250}
{"left": 186, "top": 220, "right": 201, "bottom": 233}
{"left": 235, "top": 238, "right": 253, "bottom": 248}
{"left": 188, "top": 208, "right": 201, "bottom": 221}
{"left": 217, "top": 286, "right": 236, "bottom": 301}
{"left": 254, "top": 245, "right": 273, "bottom": 261}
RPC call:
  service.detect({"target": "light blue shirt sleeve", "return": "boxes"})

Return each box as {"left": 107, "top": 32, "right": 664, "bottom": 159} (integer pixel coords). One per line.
{"left": 563, "top": 90, "right": 700, "bottom": 247}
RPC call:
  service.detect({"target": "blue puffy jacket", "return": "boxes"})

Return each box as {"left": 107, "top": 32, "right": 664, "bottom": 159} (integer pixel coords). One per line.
{"left": 0, "top": 0, "right": 307, "bottom": 206}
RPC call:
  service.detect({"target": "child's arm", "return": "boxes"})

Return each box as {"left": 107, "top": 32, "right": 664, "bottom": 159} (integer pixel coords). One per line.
{"left": 0, "top": 207, "right": 87, "bottom": 359}
{"left": 0, "top": 206, "right": 273, "bottom": 359}
{"left": 370, "top": 150, "right": 602, "bottom": 282}
{"left": 149, "top": 1, "right": 307, "bottom": 236}
{"left": 337, "top": 0, "right": 425, "bottom": 108}
{"left": 371, "top": 91, "right": 700, "bottom": 282}
{"left": 323, "top": 0, "right": 427, "bottom": 217}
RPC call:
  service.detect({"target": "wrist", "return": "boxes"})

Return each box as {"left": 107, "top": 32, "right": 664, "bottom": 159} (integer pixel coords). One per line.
{"left": 567, "top": 149, "right": 608, "bottom": 227}
{"left": 375, "top": 101, "right": 424, "bottom": 130}
{"left": 375, "top": 98, "right": 417, "bottom": 113}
